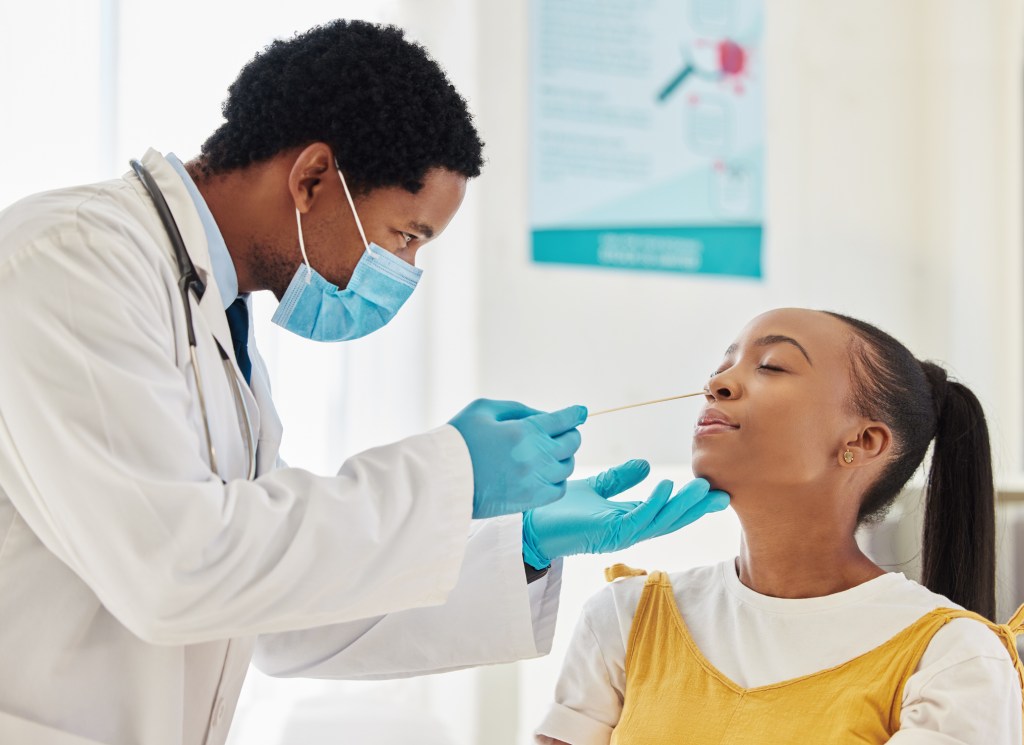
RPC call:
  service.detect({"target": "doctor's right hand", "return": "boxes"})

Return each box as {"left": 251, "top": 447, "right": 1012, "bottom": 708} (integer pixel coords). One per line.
{"left": 449, "top": 399, "right": 587, "bottom": 519}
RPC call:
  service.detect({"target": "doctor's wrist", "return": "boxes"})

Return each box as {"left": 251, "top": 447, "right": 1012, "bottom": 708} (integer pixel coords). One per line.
{"left": 522, "top": 510, "right": 552, "bottom": 572}
{"left": 523, "top": 561, "right": 550, "bottom": 584}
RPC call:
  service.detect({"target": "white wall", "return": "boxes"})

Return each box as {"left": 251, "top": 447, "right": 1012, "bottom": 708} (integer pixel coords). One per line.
{"left": 0, "top": 1, "right": 105, "bottom": 206}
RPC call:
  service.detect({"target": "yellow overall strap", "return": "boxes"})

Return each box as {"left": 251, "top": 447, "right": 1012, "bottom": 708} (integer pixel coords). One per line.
{"left": 605, "top": 564, "right": 648, "bottom": 582}
{"left": 993, "top": 603, "right": 1024, "bottom": 696}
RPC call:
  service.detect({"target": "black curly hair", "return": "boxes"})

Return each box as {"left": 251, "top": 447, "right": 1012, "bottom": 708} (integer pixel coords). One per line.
{"left": 199, "top": 20, "right": 484, "bottom": 195}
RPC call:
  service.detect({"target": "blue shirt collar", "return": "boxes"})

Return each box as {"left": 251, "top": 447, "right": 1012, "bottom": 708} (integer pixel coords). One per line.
{"left": 165, "top": 153, "right": 239, "bottom": 309}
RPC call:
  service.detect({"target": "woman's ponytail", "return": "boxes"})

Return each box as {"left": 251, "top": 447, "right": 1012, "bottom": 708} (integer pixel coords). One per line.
{"left": 826, "top": 313, "right": 997, "bottom": 620}
{"left": 920, "top": 362, "right": 996, "bottom": 620}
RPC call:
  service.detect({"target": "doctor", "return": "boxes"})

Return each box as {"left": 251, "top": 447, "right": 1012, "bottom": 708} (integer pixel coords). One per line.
{"left": 0, "top": 19, "right": 728, "bottom": 745}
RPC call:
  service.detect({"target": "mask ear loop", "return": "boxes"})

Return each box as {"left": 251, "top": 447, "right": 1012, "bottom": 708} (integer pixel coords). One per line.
{"left": 295, "top": 208, "right": 313, "bottom": 285}
{"left": 337, "top": 164, "right": 371, "bottom": 251}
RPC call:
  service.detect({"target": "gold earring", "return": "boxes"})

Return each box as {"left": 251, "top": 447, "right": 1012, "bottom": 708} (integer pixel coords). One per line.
{"left": 843, "top": 450, "right": 854, "bottom": 464}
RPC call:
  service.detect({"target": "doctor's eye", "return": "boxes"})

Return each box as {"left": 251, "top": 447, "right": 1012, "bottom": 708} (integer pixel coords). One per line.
{"left": 399, "top": 231, "right": 416, "bottom": 244}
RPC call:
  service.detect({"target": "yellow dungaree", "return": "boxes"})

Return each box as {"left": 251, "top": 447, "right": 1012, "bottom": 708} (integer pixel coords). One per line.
{"left": 605, "top": 566, "right": 1024, "bottom": 744}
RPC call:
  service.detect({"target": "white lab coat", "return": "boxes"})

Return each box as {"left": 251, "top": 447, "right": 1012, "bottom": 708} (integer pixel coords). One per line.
{"left": 0, "top": 149, "right": 561, "bottom": 745}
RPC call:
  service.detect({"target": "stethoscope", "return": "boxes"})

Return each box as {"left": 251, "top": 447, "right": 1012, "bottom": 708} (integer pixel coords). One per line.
{"left": 130, "top": 159, "right": 257, "bottom": 480}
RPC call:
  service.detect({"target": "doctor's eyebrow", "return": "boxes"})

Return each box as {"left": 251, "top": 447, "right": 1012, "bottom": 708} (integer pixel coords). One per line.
{"left": 408, "top": 221, "right": 434, "bottom": 239}
{"left": 724, "top": 335, "right": 813, "bottom": 365}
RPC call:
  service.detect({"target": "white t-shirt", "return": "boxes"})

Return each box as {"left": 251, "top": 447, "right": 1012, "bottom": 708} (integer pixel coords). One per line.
{"left": 536, "top": 560, "right": 1022, "bottom": 745}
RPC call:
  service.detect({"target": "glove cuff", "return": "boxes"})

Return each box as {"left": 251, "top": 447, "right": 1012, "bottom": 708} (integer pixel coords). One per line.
{"left": 521, "top": 510, "right": 552, "bottom": 570}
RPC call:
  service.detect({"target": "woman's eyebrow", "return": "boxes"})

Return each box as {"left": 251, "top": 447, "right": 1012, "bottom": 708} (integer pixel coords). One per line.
{"left": 724, "top": 335, "right": 813, "bottom": 365}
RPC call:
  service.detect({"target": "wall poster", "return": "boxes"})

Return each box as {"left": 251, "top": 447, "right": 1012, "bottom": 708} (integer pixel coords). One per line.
{"left": 530, "top": 0, "right": 764, "bottom": 278}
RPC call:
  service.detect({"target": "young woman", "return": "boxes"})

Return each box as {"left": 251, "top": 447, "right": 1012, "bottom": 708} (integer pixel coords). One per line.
{"left": 536, "top": 308, "right": 1023, "bottom": 744}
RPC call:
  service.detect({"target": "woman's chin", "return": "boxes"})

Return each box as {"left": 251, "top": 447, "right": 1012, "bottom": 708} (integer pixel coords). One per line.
{"left": 691, "top": 452, "right": 719, "bottom": 481}
{"left": 691, "top": 455, "right": 738, "bottom": 495}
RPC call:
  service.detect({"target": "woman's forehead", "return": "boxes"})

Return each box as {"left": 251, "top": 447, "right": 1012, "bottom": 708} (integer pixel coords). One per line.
{"left": 729, "top": 308, "right": 852, "bottom": 359}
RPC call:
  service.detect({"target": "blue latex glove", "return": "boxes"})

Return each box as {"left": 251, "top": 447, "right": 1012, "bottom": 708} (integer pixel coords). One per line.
{"left": 522, "top": 459, "right": 730, "bottom": 568}
{"left": 449, "top": 399, "right": 586, "bottom": 519}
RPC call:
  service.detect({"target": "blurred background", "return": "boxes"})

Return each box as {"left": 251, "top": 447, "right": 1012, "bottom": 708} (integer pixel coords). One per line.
{"left": 2, "top": 0, "right": 1023, "bottom": 742}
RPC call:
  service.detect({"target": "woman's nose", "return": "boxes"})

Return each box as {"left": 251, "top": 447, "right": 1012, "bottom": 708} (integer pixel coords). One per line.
{"left": 706, "top": 372, "right": 738, "bottom": 400}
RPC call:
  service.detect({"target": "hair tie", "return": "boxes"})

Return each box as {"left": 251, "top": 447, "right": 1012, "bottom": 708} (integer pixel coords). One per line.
{"left": 921, "top": 361, "right": 949, "bottom": 419}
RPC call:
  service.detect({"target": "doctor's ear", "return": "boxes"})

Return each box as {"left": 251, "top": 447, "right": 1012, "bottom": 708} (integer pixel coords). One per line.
{"left": 288, "top": 142, "right": 334, "bottom": 214}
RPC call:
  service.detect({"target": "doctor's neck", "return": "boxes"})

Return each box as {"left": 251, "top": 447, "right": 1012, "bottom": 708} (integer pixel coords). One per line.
{"left": 186, "top": 155, "right": 299, "bottom": 297}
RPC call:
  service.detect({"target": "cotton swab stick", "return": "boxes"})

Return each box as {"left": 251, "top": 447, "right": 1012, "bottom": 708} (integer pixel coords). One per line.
{"left": 588, "top": 391, "right": 707, "bottom": 418}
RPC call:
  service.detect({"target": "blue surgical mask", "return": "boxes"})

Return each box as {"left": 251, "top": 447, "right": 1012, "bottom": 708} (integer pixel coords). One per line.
{"left": 271, "top": 167, "right": 423, "bottom": 342}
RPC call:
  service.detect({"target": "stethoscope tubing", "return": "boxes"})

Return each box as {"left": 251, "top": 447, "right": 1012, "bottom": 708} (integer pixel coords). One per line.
{"left": 130, "top": 159, "right": 256, "bottom": 480}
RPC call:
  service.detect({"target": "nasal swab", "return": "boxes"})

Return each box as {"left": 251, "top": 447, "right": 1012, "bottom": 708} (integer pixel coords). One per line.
{"left": 588, "top": 391, "right": 707, "bottom": 418}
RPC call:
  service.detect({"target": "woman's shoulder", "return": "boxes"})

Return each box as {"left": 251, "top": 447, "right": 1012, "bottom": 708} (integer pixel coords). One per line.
{"left": 584, "top": 562, "right": 725, "bottom": 622}
{"left": 885, "top": 578, "right": 1016, "bottom": 669}
{"left": 578, "top": 562, "right": 727, "bottom": 653}
{"left": 909, "top": 611, "right": 1020, "bottom": 712}
{"left": 921, "top": 611, "right": 1018, "bottom": 671}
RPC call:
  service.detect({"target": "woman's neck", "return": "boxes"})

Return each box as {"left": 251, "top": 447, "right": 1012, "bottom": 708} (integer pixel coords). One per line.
{"left": 735, "top": 504, "right": 885, "bottom": 599}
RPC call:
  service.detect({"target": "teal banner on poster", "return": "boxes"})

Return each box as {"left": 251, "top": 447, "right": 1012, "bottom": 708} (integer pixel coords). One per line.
{"left": 529, "top": 0, "right": 764, "bottom": 278}
{"left": 532, "top": 226, "right": 762, "bottom": 277}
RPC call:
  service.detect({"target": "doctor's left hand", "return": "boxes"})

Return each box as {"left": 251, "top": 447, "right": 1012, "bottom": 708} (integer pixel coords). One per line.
{"left": 521, "top": 460, "right": 730, "bottom": 569}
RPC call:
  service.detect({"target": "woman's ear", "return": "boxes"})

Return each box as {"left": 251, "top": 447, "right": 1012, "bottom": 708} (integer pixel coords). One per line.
{"left": 288, "top": 142, "right": 333, "bottom": 215}
{"left": 839, "top": 422, "right": 892, "bottom": 468}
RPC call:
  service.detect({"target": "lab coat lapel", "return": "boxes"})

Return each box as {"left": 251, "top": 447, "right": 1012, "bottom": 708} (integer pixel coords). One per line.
{"left": 246, "top": 330, "right": 283, "bottom": 476}
{"left": 137, "top": 149, "right": 236, "bottom": 356}
{"left": 136, "top": 149, "right": 261, "bottom": 445}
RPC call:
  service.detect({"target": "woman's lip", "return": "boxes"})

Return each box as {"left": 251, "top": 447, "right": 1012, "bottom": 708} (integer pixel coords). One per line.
{"left": 694, "top": 422, "right": 740, "bottom": 435}
{"left": 698, "top": 407, "right": 738, "bottom": 428}
{"left": 697, "top": 417, "right": 739, "bottom": 427}
{"left": 696, "top": 412, "right": 740, "bottom": 428}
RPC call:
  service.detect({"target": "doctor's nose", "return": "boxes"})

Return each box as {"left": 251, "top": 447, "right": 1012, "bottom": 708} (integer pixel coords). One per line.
{"left": 396, "top": 245, "right": 420, "bottom": 267}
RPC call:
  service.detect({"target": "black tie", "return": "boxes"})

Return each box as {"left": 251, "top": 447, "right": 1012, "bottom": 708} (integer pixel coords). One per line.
{"left": 224, "top": 297, "right": 252, "bottom": 385}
